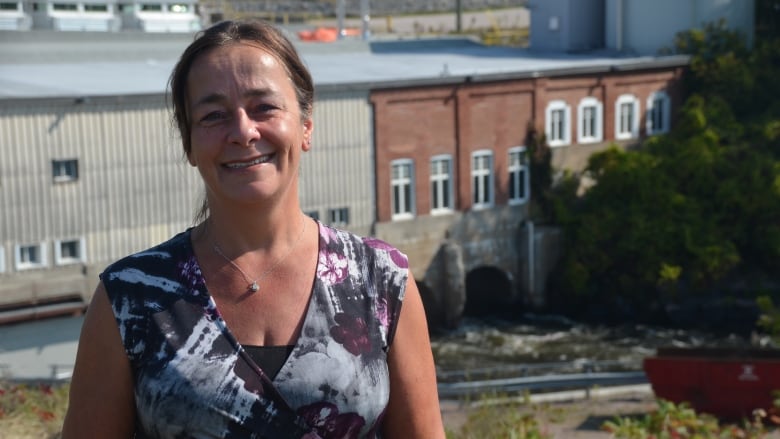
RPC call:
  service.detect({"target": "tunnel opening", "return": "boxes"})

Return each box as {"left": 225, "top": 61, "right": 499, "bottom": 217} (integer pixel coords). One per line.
{"left": 464, "top": 266, "right": 515, "bottom": 317}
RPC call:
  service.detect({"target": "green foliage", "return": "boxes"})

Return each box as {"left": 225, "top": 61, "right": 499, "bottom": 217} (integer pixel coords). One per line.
{"left": 548, "top": 18, "right": 780, "bottom": 315}
{"left": 526, "top": 122, "right": 555, "bottom": 223}
{"left": 757, "top": 296, "right": 780, "bottom": 343}
{"left": 0, "top": 381, "right": 69, "bottom": 439}
{"left": 756, "top": 0, "right": 780, "bottom": 42}
{"left": 603, "top": 399, "right": 769, "bottom": 439}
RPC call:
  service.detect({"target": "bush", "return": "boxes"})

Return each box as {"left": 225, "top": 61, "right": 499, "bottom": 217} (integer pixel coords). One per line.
{"left": 603, "top": 398, "right": 772, "bottom": 439}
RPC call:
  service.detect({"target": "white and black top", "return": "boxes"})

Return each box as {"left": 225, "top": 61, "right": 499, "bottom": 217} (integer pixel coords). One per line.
{"left": 102, "top": 222, "right": 408, "bottom": 438}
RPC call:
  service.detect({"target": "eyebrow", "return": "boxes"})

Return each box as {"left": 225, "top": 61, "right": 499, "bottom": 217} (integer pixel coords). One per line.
{"left": 192, "top": 87, "right": 277, "bottom": 108}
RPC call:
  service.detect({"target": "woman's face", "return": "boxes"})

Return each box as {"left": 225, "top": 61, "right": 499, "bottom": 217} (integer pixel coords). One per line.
{"left": 186, "top": 42, "right": 312, "bottom": 211}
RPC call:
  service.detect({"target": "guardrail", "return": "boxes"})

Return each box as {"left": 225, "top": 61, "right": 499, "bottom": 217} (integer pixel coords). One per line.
{"left": 438, "top": 371, "right": 648, "bottom": 398}
{"left": 437, "top": 359, "right": 640, "bottom": 382}
{"left": 437, "top": 360, "right": 648, "bottom": 398}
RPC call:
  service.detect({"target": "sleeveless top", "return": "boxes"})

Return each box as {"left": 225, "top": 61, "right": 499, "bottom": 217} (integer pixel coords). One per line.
{"left": 101, "top": 222, "right": 409, "bottom": 438}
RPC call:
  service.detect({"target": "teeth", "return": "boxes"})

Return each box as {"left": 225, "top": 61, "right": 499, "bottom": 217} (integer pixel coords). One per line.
{"left": 226, "top": 155, "right": 272, "bottom": 169}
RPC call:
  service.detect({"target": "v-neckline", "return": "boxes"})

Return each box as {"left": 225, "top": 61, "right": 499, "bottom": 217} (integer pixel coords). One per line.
{"left": 185, "top": 220, "right": 324, "bottom": 384}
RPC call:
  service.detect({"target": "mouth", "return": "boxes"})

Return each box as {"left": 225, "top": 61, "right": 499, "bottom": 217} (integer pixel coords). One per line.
{"left": 224, "top": 153, "right": 275, "bottom": 169}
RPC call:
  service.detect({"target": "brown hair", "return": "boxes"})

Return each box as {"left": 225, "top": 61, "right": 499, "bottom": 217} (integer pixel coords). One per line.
{"left": 169, "top": 19, "right": 314, "bottom": 157}
{"left": 168, "top": 20, "right": 314, "bottom": 222}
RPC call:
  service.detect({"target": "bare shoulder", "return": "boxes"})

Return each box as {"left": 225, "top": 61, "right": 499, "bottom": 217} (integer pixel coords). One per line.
{"left": 382, "top": 274, "right": 446, "bottom": 438}
{"left": 61, "top": 282, "right": 135, "bottom": 439}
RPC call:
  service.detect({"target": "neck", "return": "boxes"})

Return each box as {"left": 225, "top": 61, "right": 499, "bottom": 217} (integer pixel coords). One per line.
{"left": 201, "top": 199, "right": 306, "bottom": 254}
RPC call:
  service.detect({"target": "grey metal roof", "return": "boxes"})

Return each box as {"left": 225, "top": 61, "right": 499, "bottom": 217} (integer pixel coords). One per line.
{"left": 0, "top": 30, "right": 689, "bottom": 100}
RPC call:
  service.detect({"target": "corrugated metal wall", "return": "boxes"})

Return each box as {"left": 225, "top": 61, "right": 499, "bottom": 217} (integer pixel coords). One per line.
{"left": 300, "top": 88, "right": 374, "bottom": 236}
{"left": 0, "top": 95, "right": 200, "bottom": 301}
{"left": 0, "top": 89, "right": 377, "bottom": 303}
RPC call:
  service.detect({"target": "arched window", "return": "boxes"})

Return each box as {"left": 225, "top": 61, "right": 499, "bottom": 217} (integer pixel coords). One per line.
{"left": 471, "top": 150, "right": 494, "bottom": 210}
{"left": 545, "top": 100, "right": 571, "bottom": 147}
{"left": 646, "top": 91, "right": 671, "bottom": 135}
{"left": 430, "top": 154, "right": 454, "bottom": 215}
{"left": 615, "top": 94, "right": 640, "bottom": 140}
{"left": 577, "top": 97, "right": 603, "bottom": 144}
{"left": 508, "top": 146, "right": 529, "bottom": 205}
{"left": 390, "top": 159, "right": 415, "bottom": 220}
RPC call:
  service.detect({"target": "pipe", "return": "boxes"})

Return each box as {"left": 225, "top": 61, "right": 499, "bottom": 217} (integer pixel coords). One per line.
{"left": 360, "top": 0, "right": 370, "bottom": 40}
{"left": 336, "top": 0, "right": 345, "bottom": 39}
{"left": 616, "top": 0, "right": 623, "bottom": 52}
{"left": 456, "top": 0, "right": 462, "bottom": 33}
{"left": 527, "top": 220, "right": 535, "bottom": 300}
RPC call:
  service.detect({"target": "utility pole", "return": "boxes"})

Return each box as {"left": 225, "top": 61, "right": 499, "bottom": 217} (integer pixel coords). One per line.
{"left": 336, "top": 0, "right": 345, "bottom": 39}
{"left": 456, "top": 0, "right": 462, "bottom": 33}
{"left": 360, "top": 0, "right": 370, "bottom": 40}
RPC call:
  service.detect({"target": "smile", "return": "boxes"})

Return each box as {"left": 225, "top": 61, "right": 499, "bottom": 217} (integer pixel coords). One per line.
{"left": 224, "top": 154, "right": 275, "bottom": 169}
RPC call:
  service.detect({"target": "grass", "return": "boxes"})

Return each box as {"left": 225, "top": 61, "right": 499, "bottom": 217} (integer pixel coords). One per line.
{"left": 5, "top": 380, "right": 778, "bottom": 439}
{"left": 0, "top": 381, "right": 68, "bottom": 439}
{"left": 446, "top": 392, "right": 566, "bottom": 439}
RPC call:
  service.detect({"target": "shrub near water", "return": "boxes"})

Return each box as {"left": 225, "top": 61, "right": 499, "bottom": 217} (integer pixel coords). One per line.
{"left": 603, "top": 398, "right": 776, "bottom": 439}
{"left": 0, "top": 381, "right": 69, "bottom": 439}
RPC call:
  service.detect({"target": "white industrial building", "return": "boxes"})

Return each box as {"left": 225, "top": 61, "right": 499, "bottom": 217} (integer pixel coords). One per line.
{"left": 0, "top": 0, "right": 200, "bottom": 31}
{"left": 0, "top": 1, "right": 755, "bottom": 322}
{"left": 528, "top": 0, "right": 755, "bottom": 54}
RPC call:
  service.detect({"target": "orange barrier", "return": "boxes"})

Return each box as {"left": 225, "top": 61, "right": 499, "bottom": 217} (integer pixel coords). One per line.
{"left": 298, "top": 26, "right": 360, "bottom": 42}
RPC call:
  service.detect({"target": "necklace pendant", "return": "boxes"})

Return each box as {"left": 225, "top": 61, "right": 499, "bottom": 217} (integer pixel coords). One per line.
{"left": 249, "top": 281, "right": 259, "bottom": 293}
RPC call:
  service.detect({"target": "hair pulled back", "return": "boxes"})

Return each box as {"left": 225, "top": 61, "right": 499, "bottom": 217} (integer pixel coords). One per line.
{"left": 169, "top": 19, "right": 314, "bottom": 157}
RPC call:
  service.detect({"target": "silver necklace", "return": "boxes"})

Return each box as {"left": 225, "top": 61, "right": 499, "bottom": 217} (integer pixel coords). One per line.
{"left": 212, "top": 217, "right": 307, "bottom": 293}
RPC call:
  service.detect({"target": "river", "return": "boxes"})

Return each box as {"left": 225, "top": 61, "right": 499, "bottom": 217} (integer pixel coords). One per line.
{"left": 0, "top": 313, "right": 762, "bottom": 381}
{"left": 431, "top": 313, "right": 761, "bottom": 380}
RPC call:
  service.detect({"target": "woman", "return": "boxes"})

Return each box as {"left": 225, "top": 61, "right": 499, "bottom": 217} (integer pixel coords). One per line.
{"left": 62, "top": 19, "right": 444, "bottom": 438}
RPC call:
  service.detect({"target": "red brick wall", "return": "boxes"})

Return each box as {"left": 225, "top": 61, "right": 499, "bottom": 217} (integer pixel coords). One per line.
{"left": 371, "top": 65, "right": 685, "bottom": 222}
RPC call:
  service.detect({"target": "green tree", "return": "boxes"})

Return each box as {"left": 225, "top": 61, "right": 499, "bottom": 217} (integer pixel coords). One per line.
{"left": 548, "top": 21, "right": 780, "bottom": 320}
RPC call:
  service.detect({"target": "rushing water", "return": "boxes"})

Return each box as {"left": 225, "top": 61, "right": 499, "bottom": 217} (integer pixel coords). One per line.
{"left": 0, "top": 313, "right": 766, "bottom": 381}
{"left": 430, "top": 313, "right": 763, "bottom": 381}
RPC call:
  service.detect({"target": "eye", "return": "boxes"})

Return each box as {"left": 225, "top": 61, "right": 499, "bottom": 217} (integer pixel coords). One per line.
{"left": 252, "top": 103, "right": 278, "bottom": 115}
{"left": 199, "top": 111, "right": 228, "bottom": 125}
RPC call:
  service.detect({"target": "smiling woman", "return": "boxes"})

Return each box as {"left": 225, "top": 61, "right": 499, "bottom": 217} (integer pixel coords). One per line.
{"left": 62, "top": 19, "right": 444, "bottom": 439}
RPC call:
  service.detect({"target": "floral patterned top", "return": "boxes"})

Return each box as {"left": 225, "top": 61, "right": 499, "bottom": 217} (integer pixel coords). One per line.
{"left": 101, "top": 222, "right": 408, "bottom": 438}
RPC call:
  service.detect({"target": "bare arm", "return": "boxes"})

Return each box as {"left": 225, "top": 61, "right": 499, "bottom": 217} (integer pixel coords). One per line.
{"left": 62, "top": 282, "right": 136, "bottom": 439}
{"left": 382, "top": 273, "right": 446, "bottom": 438}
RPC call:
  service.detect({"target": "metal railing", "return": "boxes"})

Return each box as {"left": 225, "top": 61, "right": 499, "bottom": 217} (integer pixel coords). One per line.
{"left": 437, "top": 360, "right": 647, "bottom": 398}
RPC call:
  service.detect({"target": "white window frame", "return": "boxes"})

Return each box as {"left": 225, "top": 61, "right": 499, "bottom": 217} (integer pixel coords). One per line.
{"left": 471, "top": 150, "right": 494, "bottom": 210}
{"left": 615, "top": 94, "right": 640, "bottom": 140}
{"left": 52, "top": 158, "right": 78, "bottom": 183}
{"left": 0, "top": 245, "right": 5, "bottom": 273}
{"left": 83, "top": 3, "right": 110, "bottom": 13}
{"left": 646, "top": 91, "right": 671, "bottom": 135}
{"left": 430, "top": 154, "right": 454, "bottom": 215}
{"left": 51, "top": 3, "right": 78, "bottom": 12}
{"left": 391, "top": 159, "right": 415, "bottom": 220}
{"left": 577, "top": 97, "right": 603, "bottom": 144}
{"left": 169, "top": 3, "right": 191, "bottom": 13}
{"left": 327, "top": 207, "right": 349, "bottom": 226}
{"left": 54, "top": 237, "right": 86, "bottom": 265}
{"left": 545, "top": 100, "right": 571, "bottom": 147}
{"left": 0, "top": 2, "right": 21, "bottom": 12}
{"left": 508, "top": 146, "right": 530, "bottom": 205}
{"left": 15, "top": 242, "right": 47, "bottom": 270}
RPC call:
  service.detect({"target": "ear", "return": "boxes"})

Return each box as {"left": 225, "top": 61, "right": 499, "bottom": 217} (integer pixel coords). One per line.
{"left": 302, "top": 117, "right": 313, "bottom": 152}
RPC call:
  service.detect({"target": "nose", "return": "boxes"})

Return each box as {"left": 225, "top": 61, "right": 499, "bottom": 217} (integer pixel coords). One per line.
{"left": 228, "top": 109, "right": 260, "bottom": 147}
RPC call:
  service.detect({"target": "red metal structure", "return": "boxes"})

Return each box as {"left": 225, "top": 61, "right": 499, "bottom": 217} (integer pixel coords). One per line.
{"left": 644, "top": 347, "right": 780, "bottom": 419}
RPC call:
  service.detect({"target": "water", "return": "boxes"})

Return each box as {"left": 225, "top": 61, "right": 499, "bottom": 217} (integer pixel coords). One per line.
{"left": 0, "top": 315, "right": 83, "bottom": 380}
{"left": 431, "top": 314, "right": 761, "bottom": 381}
{"left": 0, "top": 313, "right": 764, "bottom": 381}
